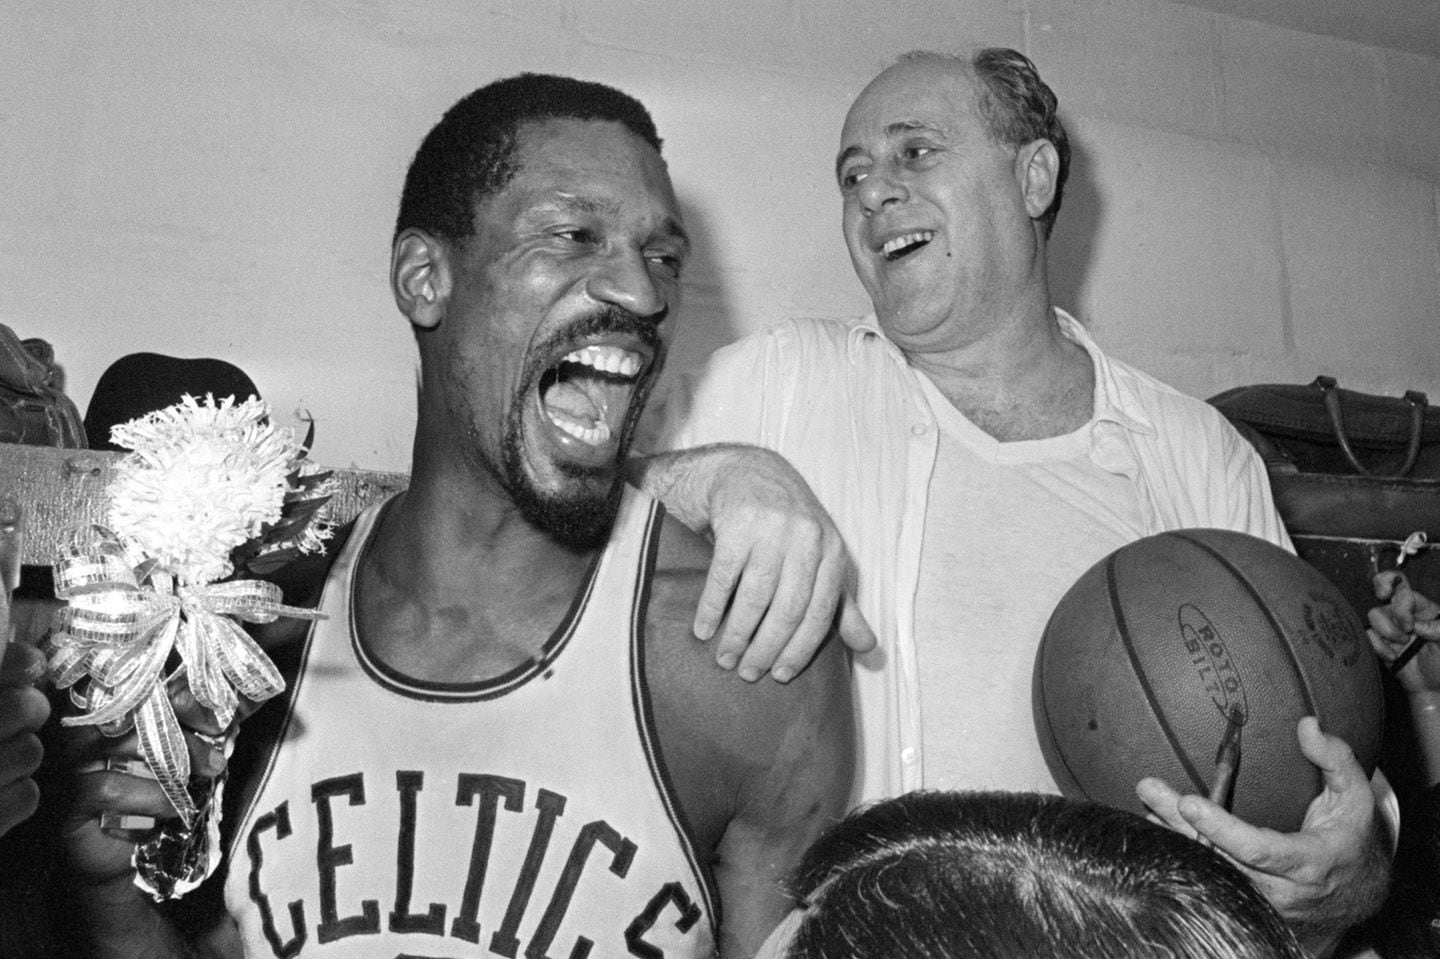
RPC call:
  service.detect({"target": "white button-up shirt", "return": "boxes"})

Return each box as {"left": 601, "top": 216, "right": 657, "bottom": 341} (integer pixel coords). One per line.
{"left": 647, "top": 310, "right": 1296, "bottom": 801}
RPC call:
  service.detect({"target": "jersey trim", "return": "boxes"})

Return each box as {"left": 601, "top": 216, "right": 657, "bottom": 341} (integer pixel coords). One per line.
{"left": 223, "top": 521, "right": 358, "bottom": 865}
{"left": 629, "top": 502, "right": 723, "bottom": 940}
{"left": 350, "top": 499, "right": 606, "bottom": 703}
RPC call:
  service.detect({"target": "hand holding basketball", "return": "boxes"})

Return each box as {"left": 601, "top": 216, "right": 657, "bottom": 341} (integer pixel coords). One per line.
{"left": 1137, "top": 717, "right": 1389, "bottom": 957}
{"left": 1033, "top": 529, "right": 1383, "bottom": 833}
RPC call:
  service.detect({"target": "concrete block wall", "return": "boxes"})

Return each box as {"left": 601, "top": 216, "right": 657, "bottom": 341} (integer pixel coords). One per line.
{"left": 1, "top": 0, "right": 1435, "bottom": 472}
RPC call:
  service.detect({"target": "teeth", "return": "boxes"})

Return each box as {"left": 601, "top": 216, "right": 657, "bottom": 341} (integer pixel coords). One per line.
{"left": 561, "top": 345, "right": 641, "bottom": 377}
{"left": 881, "top": 231, "right": 935, "bottom": 259}
{"left": 551, "top": 417, "right": 613, "bottom": 446}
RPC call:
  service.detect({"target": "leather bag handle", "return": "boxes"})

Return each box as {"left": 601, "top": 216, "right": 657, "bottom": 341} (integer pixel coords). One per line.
{"left": 1315, "top": 375, "right": 1427, "bottom": 476}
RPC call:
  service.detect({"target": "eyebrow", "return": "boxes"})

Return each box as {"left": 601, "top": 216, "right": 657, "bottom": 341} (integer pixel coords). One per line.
{"left": 549, "top": 193, "right": 690, "bottom": 251}
{"left": 834, "top": 146, "right": 864, "bottom": 182}
{"left": 834, "top": 120, "right": 944, "bottom": 180}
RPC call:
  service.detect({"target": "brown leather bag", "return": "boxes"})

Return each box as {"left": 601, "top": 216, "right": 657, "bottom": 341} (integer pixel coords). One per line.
{"left": 0, "top": 323, "right": 86, "bottom": 448}
{"left": 1212, "top": 378, "right": 1440, "bottom": 823}
{"left": 1210, "top": 376, "right": 1440, "bottom": 541}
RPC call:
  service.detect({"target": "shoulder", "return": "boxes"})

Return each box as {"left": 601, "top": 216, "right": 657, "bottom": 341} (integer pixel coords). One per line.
{"left": 1094, "top": 342, "right": 1282, "bottom": 533}
{"left": 700, "top": 317, "right": 866, "bottom": 376}
{"left": 642, "top": 317, "right": 863, "bottom": 452}
{"left": 1099, "top": 347, "right": 1251, "bottom": 452}
{"left": 644, "top": 513, "right": 850, "bottom": 725}
{"left": 641, "top": 511, "right": 853, "bottom": 837}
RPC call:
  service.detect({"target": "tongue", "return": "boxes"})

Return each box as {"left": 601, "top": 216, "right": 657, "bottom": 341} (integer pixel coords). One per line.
{"left": 542, "top": 378, "right": 604, "bottom": 427}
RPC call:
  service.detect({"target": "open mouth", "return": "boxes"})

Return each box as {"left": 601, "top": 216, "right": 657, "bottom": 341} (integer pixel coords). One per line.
{"left": 880, "top": 230, "right": 935, "bottom": 262}
{"left": 537, "top": 344, "right": 647, "bottom": 450}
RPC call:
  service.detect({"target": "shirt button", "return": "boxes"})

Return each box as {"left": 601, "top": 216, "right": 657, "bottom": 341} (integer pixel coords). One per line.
{"left": 901, "top": 747, "right": 917, "bottom": 764}
{"left": 910, "top": 424, "right": 927, "bottom": 436}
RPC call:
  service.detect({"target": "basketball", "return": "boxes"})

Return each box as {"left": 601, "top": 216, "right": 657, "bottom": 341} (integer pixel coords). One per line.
{"left": 1033, "top": 528, "right": 1383, "bottom": 833}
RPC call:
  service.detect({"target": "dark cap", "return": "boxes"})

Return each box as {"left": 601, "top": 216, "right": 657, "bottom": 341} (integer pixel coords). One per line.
{"left": 84, "top": 352, "right": 261, "bottom": 452}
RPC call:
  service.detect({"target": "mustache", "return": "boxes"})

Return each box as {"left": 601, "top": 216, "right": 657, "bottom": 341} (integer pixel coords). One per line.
{"left": 533, "top": 305, "right": 663, "bottom": 362}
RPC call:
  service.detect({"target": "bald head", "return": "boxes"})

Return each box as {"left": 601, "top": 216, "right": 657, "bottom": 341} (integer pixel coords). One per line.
{"left": 850, "top": 49, "right": 1070, "bottom": 237}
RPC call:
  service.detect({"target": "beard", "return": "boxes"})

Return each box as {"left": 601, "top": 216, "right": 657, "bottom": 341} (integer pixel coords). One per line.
{"left": 499, "top": 306, "right": 663, "bottom": 549}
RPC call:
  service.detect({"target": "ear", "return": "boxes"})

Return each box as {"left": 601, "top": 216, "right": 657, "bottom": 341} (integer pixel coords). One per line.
{"left": 1016, "top": 139, "right": 1060, "bottom": 224}
{"left": 391, "top": 229, "right": 452, "bottom": 331}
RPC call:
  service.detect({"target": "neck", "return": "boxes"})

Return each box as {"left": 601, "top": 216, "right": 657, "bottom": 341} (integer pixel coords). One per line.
{"left": 355, "top": 471, "right": 601, "bottom": 683}
{"left": 908, "top": 300, "right": 1095, "bottom": 442}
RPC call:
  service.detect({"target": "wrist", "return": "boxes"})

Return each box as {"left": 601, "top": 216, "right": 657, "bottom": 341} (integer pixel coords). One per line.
{"left": 631, "top": 446, "right": 735, "bottom": 534}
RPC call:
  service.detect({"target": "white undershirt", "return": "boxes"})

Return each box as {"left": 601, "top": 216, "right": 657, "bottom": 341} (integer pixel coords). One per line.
{"left": 913, "top": 371, "right": 1146, "bottom": 792}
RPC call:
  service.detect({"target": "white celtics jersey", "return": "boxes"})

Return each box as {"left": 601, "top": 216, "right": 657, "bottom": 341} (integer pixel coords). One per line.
{"left": 224, "top": 488, "right": 718, "bottom": 958}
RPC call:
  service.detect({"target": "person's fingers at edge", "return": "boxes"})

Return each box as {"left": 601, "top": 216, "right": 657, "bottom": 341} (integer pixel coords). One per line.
{"left": 0, "top": 642, "right": 46, "bottom": 686}
{"left": 0, "top": 777, "right": 40, "bottom": 837}
{"left": 0, "top": 685, "right": 49, "bottom": 740}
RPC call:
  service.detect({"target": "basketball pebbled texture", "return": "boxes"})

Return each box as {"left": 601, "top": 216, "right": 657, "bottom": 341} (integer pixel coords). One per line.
{"left": 1033, "top": 528, "right": 1383, "bottom": 833}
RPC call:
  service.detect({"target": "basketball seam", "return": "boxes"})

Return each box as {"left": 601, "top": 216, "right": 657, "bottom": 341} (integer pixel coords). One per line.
{"left": 1109, "top": 550, "right": 1210, "bottom": 795}
{"left": 1174, "top": 531, "right": 1319, "bottom": 718}
{"left": 1035, "top": 618, "right": 1088, "bottom": 796}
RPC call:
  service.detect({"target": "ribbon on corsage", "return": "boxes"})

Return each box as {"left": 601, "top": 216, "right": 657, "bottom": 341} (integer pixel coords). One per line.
{"left": 46, "top": 394, "right": 334, "bottom": 899}
{"left": 49, "top": 527, "right": 322, "bottom": 823}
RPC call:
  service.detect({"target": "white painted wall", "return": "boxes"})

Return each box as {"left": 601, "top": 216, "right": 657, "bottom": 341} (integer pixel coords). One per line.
{"left": 2, "top": 0, "right": 1436, "bottom": 473}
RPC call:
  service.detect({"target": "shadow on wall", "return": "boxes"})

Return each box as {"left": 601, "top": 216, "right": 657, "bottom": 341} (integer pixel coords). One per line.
{"left": 650, "top": 196, "right": 739, "bottom": 398}
{"left": 1047, "top": 130, "right": 1102, "bottom": 321}
{"left": 650, "top": 128, "right": 1103, "bottom": 392}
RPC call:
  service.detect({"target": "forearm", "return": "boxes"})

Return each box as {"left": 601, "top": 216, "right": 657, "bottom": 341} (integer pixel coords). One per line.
{"left": 628, "top": 446, "right": 735, "bottom": 533}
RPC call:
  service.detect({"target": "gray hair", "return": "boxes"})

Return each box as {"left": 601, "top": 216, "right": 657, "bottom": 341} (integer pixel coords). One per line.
{"left": 900, "top": 48, "right": 1071, "bottom": 238}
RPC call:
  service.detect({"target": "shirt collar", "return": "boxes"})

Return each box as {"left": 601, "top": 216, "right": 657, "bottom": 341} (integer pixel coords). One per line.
{"left": 846, "top": 308, "right": 1157, "bottom": 438}
{"left": 1053, "top": 307, "right": 1155, "bottom": 438}
{"left": 845, "top": 314, "right": 895, "bottom": 362}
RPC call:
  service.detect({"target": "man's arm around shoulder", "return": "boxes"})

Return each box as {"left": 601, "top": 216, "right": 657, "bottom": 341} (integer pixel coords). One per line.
{"left": 644, "top": 514, "right": 855, "bottom": 958}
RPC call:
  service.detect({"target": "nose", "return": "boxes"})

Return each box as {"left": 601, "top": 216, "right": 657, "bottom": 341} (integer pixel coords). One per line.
{"left": 856, "top": 165, "right": 908, "bottom": 217}
{"left": 585, "top": 248, "right": 669, "bottom": 321}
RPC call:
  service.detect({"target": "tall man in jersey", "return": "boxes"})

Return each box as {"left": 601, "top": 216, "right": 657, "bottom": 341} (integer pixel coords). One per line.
{"left": 56, "top": 73, "right": 853, "bottom": 959}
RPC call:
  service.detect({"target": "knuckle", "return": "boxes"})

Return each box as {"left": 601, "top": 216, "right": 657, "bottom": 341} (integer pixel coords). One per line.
{"left": 740, "top": 634, "right": 786, "bottom": 669}
{"left": 22, "top": 687, "right": 52, "bottom": 727}
{"left": 802, "top": 600, "right": 837, "bottom": 628}
{"left": 734, "top": 580, "right": 776, "bottom": 613}
{"left": 771, "top": 590, "right": 810, "bottom": 624}
{"left": 745, "top": 555, "right": 783, "bottom": 581}
{"left": 0, "top": 687, "right": 48, "bottom": 731}
{"left": 694, "top": 598, "right": 725, "bottom": 625}
{"left": 708, "top": 551, "right": 743, "bottom": 580}
{"left": 713, "top": 632, "right": 750, "bottom": 660}
{"left": 0, "top": 778, "right": 41, "bottom": 821}
{"left": 0, "top": 733, "right": 44, "bottom": 781}
{"left": 13, "top": 734, "right": 45, "bottom": 775}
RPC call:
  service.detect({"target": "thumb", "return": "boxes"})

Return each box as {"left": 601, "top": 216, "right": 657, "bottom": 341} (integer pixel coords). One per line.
{"left": 836, "top": 595, "right": 877, "bottom": 654}
{"left": 1296, "top": 716, "right": 1365, "bottom": 788}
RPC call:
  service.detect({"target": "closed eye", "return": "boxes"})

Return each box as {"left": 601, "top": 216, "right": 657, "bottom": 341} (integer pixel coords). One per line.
{"left": 647, "top": 252, "right": 684, "bottom": 278}
{"left": 838, "top": 165, "right": 869, "bottom": 192}
{"left": 555, "top": 227, "right": 598, "bottom": 245}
